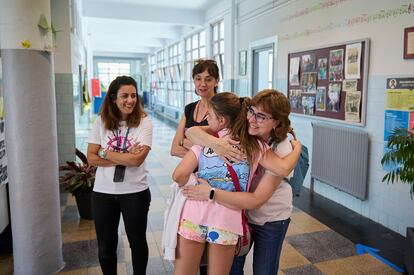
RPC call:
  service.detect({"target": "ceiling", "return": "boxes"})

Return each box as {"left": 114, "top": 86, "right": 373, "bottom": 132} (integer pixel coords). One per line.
{"left": 84, "top": 0, "right": 221, "bottom": 59}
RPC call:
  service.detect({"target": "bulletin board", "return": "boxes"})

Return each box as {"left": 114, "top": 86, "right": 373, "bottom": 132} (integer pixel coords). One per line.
{"left": 287, "top": 39, "right": 370, "bottom": 126}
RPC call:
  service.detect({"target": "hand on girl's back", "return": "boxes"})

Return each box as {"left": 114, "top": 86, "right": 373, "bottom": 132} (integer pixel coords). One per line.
{"left": 181, "top": 178, "right": 211, "bottom": 201}
{"left": 214, "top": 136, "right": 245, "bottom": 164}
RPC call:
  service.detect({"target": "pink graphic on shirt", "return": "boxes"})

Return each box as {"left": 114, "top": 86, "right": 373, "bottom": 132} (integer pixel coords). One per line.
{"left": 106, "top": 135, "right": 132, "bottom": 152}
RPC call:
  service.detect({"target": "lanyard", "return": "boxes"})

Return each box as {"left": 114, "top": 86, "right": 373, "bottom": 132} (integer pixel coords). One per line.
{"left": 113, "top": 127, "right": 130, "bottom": 152}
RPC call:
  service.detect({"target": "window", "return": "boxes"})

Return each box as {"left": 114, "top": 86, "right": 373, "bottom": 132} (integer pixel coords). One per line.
{"left": 149, "top": 54, "right": 156, "bottom": 105}
{"left": 268, "top": 50, "right": 273, "bottom": 88}
{"left": 184, "top": 30, "right": 207, "bottom": 105}
{"left": 212, "top": 20, "right": 224, "bottom": 92}
{"left": 167, "top": 43, "right": 183, "bottom": 108}
{"left": 153, "top": 50, "right": 167, "bottom": 105}
{"left": 97, "top": 62, "right": 131, "bottom": 91}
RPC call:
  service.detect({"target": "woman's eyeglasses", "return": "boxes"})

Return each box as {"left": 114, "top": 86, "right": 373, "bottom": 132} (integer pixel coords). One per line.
{"left": 247, "top": 107, "right": 273, "bottom": 123}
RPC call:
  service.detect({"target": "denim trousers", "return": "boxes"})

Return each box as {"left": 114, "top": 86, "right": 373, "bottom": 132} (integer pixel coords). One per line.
{"left": 230, "top": 218, "right": 291, "bottom": 275}
{"left": 92, "top": 189, "right": 151, "bottom": 275}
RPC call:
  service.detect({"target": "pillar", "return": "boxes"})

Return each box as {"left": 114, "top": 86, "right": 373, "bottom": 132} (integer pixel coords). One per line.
{"left": 0, "top": 0, "right": 64, "bottom": 274}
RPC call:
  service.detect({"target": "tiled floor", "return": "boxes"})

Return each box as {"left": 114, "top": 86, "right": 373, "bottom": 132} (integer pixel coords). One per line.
{"left": 0, "top": 112, "right": 404, "bottom": 274}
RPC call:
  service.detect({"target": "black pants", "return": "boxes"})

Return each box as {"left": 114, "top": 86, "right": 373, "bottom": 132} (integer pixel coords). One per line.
{"left": 92, "top": 189, "right": 151, "bottom": 275}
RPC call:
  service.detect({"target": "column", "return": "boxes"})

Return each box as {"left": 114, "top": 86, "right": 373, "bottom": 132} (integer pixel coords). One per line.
{"left": 0, "top": 0, "right": 64, "bottom": 274}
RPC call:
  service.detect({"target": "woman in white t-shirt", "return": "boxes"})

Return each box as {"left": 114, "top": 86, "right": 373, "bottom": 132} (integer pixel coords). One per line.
{"left": 87, "top": 76, "right": 153, "bottom": 275}
{"left": 184, "top": 90, "right": 295, "bottom": 275}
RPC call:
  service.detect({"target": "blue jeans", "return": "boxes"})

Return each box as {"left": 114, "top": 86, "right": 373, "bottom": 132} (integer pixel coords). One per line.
{"left": 230, "top": 218, "right": 291, "bottom": 275}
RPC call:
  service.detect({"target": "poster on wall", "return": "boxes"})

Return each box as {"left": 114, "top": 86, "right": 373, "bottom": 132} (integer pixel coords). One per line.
{"left": 327, "top": 83, "right": 341, "bottom": 112}
{"left": 386, "top": 78, "right": 414, "bottom": 111}
{"left": 289, "top": 57, "right": 300, "bottom": 85}
{"left": 383, "top": 110, "right": 409, "bottom": 171}
{"left": 345, "top": 42, "right": 361, "bottom": 79}
{"left": 343, "top": 79, "right": 358, "bottom": 92}
{"left": 301, "top": 72, "right": 317, "bottom": 93}
{"left": 91, "top": 78, "right": 101, "bottom": 97}
{"left": 383, "top": 78, "right": 414, "bottom": 171}
{"left": 316, "top": 87, "right": 326, "bottom": 111}
{"left": 0, "top": 59, "right": 8, "bottom": 186}
{"left": 289, "top": 89, "right": 302, "bottom": 109}
{"left": 317, "top": 58, "right": 327, "bottom": 80}
{"left": 301, "top": 54, "right": 315, "bottom": 72}
{"left": 345, "top": 91, "right": 361, "bottom": 122}
{"left": 329, "top": 49, "right": 344, "bottom": 82}
{"left": 302, "top": 95, "right": 315, "bottom": 115}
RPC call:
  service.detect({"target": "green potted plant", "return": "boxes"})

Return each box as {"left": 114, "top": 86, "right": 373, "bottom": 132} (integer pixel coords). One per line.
{"left": 381, "top": 127, "right": 414, "bottom": 274}
{"left": 381, "top": 127, "right": 414, "bottom": 197}
{"left": 59, "top": 148, "right": 96, "bottom": 220}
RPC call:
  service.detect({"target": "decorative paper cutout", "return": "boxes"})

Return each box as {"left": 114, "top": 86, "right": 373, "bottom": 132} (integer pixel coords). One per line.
{"left": 37, "top": 13, "right": 50, "bottom": 32}
{"left": 21, "top": 39, "right": 31, "bottom": 49}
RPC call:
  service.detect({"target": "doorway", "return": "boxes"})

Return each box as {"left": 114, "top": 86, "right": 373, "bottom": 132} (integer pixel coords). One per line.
{"left": 249, "top": 36, "right": 278, "bottom": 96}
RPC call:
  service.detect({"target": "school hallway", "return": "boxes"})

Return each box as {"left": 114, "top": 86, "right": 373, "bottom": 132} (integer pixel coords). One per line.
{"left": 0, "top": 112, "right": 403, "bottom": 275}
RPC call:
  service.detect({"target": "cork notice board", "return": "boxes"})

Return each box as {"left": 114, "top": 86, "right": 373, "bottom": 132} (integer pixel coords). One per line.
{"left": 287, "top": 39, "right": 370, "bottom": 126}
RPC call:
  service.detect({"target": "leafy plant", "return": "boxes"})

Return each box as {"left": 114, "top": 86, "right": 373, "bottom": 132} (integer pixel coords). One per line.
{"left": 381, "top": 127, "right": 414, "bottom": 198}
{"left": 59, "top": 149, "right": 96, "bottom": 194}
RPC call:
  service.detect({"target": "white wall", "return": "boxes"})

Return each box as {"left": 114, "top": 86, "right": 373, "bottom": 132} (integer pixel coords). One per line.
{"left": 0, "top": 0, "right": 53, "bottom": 51}
{"left": 227, "top": 0, "right": 414, "bottom": 235}
{"left": 51, "top": 0, "right": 72, "bottom": 74}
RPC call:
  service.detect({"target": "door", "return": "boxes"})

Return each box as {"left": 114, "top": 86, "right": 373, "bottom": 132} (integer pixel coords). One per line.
{"left": 252, "top": 46, "right": 273, "bottom": 95}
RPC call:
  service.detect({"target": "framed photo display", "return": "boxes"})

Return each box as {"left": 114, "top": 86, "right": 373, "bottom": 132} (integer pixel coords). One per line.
{"left": 287, "top": 39, "right": 370, "bottom": 126}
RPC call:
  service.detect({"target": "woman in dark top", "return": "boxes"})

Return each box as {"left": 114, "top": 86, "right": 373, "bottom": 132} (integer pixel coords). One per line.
{"left": 170, "top": 59, "right": 219, "bottom": 157}
{"left": 169, "top": 59, "right": 218, "bottom": 275}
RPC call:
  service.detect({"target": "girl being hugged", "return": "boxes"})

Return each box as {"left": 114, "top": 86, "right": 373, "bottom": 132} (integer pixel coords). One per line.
{"left": 172, "top": 92, "right": 266, "bottom": 275}
{"left": 87, "top": 76, "right": 152, "bottom": 275}
{"left": 183, "top": 89, "right": 300, "bottom": 275}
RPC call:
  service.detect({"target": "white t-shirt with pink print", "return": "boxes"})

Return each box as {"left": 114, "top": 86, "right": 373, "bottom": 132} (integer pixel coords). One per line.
{"left": 87, "top": 116, "right": 153, "bottom": 194}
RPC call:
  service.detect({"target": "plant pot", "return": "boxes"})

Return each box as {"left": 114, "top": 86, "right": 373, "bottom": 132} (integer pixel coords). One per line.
{"left": 405, "top": 227, "right": 414, "bottom": 275}
{"left": 74, "top": 191, "right": 93, "bottom": 220}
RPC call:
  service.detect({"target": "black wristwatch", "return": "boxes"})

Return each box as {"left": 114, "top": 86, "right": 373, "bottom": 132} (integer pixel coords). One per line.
{"left": 209, "top": 188, "right": 216, "bottom": 201}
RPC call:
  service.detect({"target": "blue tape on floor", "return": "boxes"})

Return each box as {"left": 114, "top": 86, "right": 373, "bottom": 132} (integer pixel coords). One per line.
{"left": 356, "top": 244, "right": 404, "bottom": 273}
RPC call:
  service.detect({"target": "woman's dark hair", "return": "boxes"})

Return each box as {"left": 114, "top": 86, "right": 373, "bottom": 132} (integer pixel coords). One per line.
{"left": 192, "top": 59, "right": 220, "bottom": 94}
{"left": 100, "top": 76, "right": 146, "bottom": 130}
{"left": 251, "top": 89, "right": 291, "bottom": 143}
{"left": 208, "top": 92, "right": 262, "bottom": 165}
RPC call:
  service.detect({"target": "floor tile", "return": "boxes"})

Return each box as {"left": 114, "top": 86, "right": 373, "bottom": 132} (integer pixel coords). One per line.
{"left": 62, "top": 228, "right": 96, "bottom": 243}
{"left": 287, "top": 232, "right": 340, "bottom": 263}
{"left": 59, "top": 268, "right": 88, "bottom": 275}
{"left": 146, "top": 161, "right": 164, "bottom": 168}
{"left": 61, "top": 240, "right": 100, "bottom": 271}
{"left": 308, "top": 230, "right": 356, "bottom": 258}
{"left": 150, "top": 197, "right": 167, "bottom": 212}
{"left": 151, "top": 175, "right": 174, "bottom": 186}
{"left": 314, "top": 258, "right": 360, "bottom": 274}
{"left": 290, "top": 211, "right": 330, "bottom": 233}
{"left": 293, "top": 187, "right": 406, "bottom": 268}
{"left": 279, "top": 242, "right": 311, "bottom": 270}
{"left": 285, "top": 222, "right": 306, "bottom": 237}
{"left": 341, "top": 254, "right": 400, "bottom": 274}
{"left": 283, "top": 264, "right": 324, "bottom": 275}
{"left": 0, "top": 255, "right": 13, "bottom": 275}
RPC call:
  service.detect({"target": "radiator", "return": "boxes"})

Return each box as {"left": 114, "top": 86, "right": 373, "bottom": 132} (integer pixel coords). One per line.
{"left": 311, "top": 123, "right": 369, "bottom": 200}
